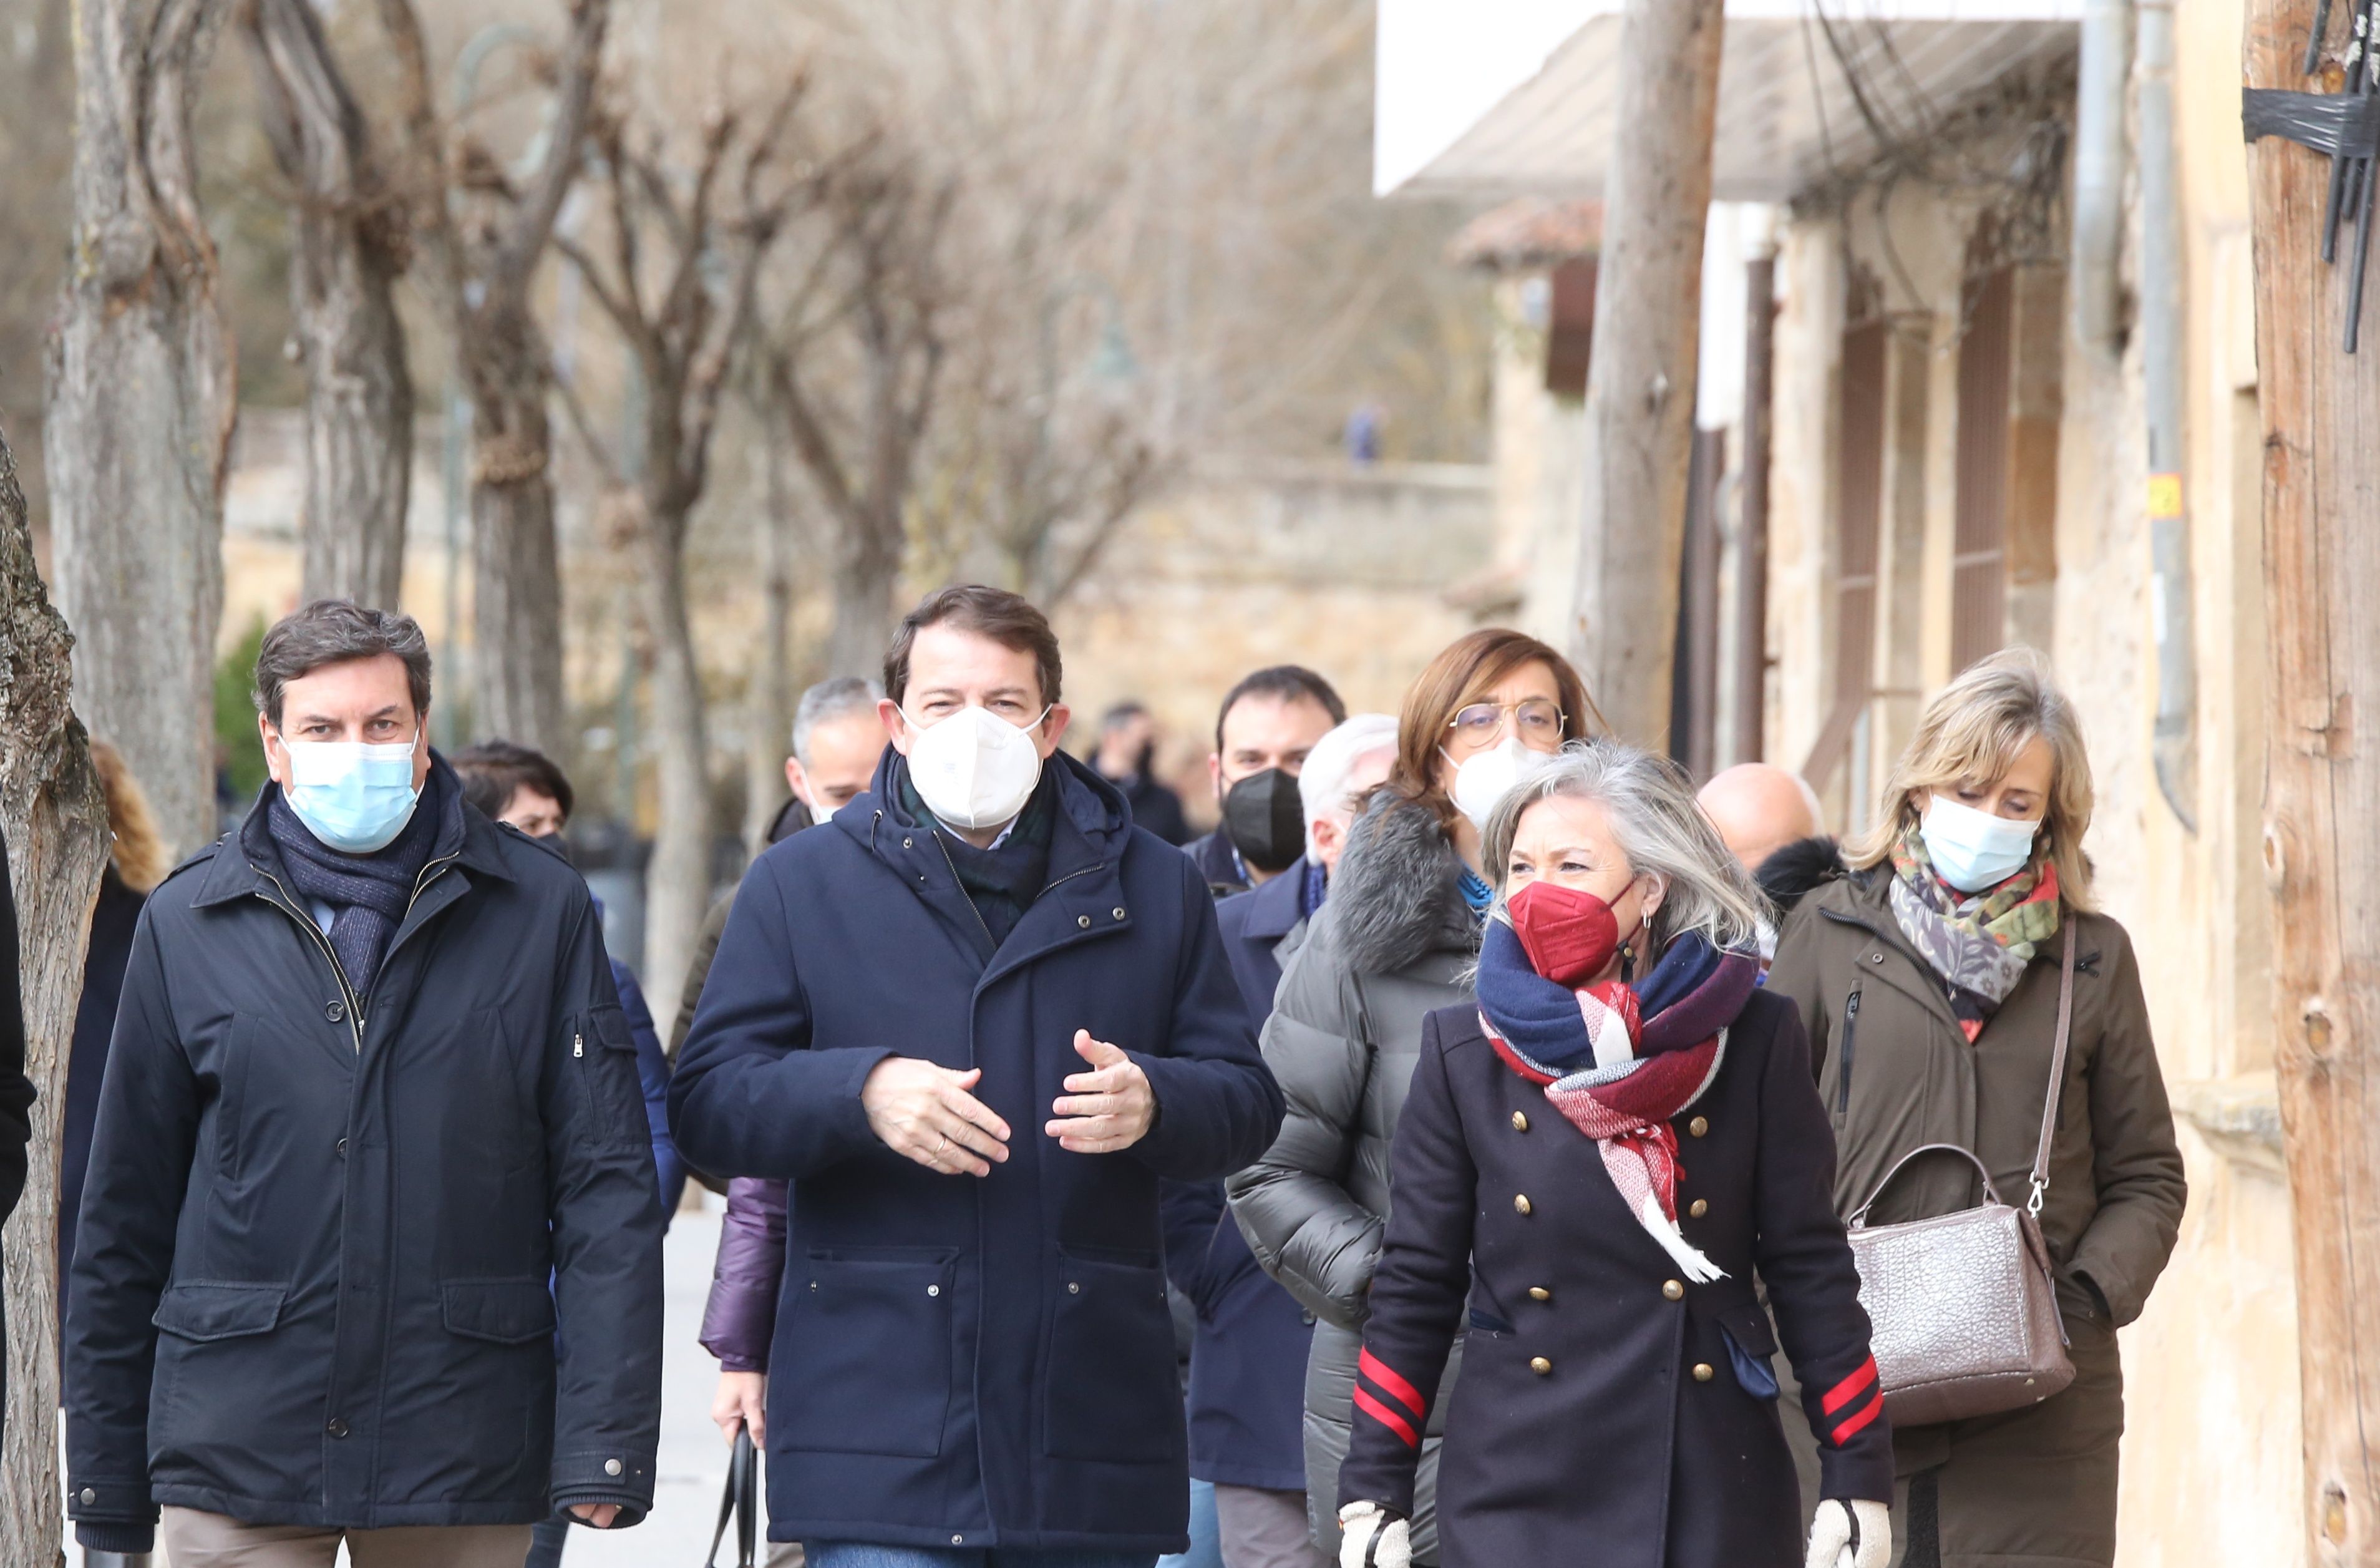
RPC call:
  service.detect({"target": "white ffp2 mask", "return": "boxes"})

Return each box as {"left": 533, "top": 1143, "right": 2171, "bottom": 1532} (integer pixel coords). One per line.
{"left": 1443, "top": 738, "right": 1548, "bottom": 831}
{"left": 904, "top": 705, "right": 1049, "bottom": 830}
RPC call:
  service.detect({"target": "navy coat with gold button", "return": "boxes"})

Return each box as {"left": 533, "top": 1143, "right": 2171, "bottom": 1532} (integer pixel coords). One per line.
{"left": 1335, "top": 992, "right": 1893, "bottom": 1567}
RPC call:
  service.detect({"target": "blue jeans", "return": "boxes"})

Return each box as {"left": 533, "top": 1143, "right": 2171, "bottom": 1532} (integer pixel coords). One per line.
{"left": 806, "top": 1544, "right": 1155, "bottom": 1568}
{"left": 1155, "top": 1478, "right": 1223, "bottom": 1568}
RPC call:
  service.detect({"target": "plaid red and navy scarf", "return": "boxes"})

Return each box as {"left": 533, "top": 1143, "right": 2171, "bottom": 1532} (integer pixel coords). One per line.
{"left": 1474, "top": 889, "right": 1759, "bottom": 1282}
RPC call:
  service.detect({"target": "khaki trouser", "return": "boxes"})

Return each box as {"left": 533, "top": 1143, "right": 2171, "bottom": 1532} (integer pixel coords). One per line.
{"left": 160, "top": 1506, "right": 535, "bottom": 1568}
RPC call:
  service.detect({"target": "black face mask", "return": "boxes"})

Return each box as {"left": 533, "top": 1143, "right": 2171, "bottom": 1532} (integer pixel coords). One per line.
{"left": 1221, "top": 768, "right": 1304, "bottom": 874}
{"left": 535, "top": 830, "right": 575, "bottom": 866}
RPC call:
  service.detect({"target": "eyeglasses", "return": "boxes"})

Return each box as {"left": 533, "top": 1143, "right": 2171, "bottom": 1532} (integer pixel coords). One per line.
{"left": 1447, "top": 698, "right": 1565, "bottom": 741}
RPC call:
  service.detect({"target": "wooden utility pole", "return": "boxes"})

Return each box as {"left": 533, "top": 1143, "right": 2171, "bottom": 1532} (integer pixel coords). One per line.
{"left": 0, "top": 419, "right": 114, "bottom": 1568}
{"left": 1568, "top": 0, "right": 1725, "bottom": 744}
{"left": 2246, "top": 1, "right": 2380, "bottom": 1559}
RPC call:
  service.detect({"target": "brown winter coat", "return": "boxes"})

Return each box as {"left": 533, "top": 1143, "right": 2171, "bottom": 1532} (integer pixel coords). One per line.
{"left": 1766, "top": 870, "right": 2187, "bottom": 1568}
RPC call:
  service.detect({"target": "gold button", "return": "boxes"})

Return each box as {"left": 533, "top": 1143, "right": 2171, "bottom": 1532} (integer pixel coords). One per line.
{"left": 1511, "top": 1111, "right": 1530, "bottom": 1132}
{"left": 1530, "top": 1356, "right": 1552, "bottom": 1376}
{"left": 1688, "top": 1116, "right": 1709, "bottom": 1138}
{"left": 1513, "top": 1194, "right": 1533, "bottom": 1215}
{"left": 1528, "top": 1286, "right": 1552, "bottom": 1302}
{"left": 1693, "top": 1363, "right": 1715, "bottom": 1383}
{"left": 1689, "top": 1199, "right": 1708, "bottom": 1219}
{"left": 1663, "top": 1279, "right": 1684, "bottom": 1301}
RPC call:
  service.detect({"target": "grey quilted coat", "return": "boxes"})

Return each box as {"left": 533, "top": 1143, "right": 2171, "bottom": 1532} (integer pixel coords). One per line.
{"left": 1226, "top": 792, "right": 1478, "bottom": 1564}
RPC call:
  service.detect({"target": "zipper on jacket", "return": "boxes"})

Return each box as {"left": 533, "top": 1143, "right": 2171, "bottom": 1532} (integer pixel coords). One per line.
{"left": 931, "top": 834, "right": 1001, "bottom": 951}
{"left": 251, "top": 870, "right": 366, "bottom": 1054}
{"left": 1836, "top": 988, "right": 1862, "bottom": 1116}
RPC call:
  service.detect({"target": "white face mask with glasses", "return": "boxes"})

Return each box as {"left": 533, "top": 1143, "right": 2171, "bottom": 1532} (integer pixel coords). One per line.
{"left": 1440, "top": 697, "right": 1565, "bottom": 830}
{"left": 903, "top": 703, "right": 1051, "bottom": 830}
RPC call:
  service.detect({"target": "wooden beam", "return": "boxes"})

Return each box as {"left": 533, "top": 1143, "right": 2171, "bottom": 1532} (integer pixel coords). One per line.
{"left": 1567, "top": 0, "right": 1725, "bottom": 744}
{"left": 2246, "top": 0, "right": 2380, "bottom": 1559}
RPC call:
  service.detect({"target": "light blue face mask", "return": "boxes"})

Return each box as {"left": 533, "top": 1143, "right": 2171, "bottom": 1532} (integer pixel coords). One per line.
{"left": 281, "top": 736, "right": 424, "bottom": 854}
{"left": 1919, "top": 792, "right": 2041, "bottom": 895}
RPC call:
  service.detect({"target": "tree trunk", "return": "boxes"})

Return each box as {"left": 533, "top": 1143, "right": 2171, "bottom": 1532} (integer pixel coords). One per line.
{"left": 1734, "top": 246, "right": 1775, "bottom": 766}
{"left": 638, "top": 502, "right": 711, "bottom": 1011}
{"left": 47, "top": 0, "right": 236, "bottom": 859}
{"left": 0, "top": 421, "right": 115, "bottom": 1568}
{"left": 246, "top": 0, "right": 413, "bottom": 612}
{"left": 1566, "top": 0, "right": 1724, "bottom": 745}
{"left": 824, "top": 499, "right": 903, "bottom": 683}
{"left": 468, "top": 343, "right": 566, "bottom": 754}
{"left": 2247, "top": 2, "right": 2380, "bottom": 1561}
{"left": 744, "top": 441, "right": 796, "bottom": 859}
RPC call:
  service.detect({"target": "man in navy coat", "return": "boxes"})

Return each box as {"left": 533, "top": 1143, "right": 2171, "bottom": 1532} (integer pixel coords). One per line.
{"left": 671, "top": 585, "right": 1285, "bottom": 1568}
{"left": 1162, "top": 714, "right": 1396, "bottom": 1568}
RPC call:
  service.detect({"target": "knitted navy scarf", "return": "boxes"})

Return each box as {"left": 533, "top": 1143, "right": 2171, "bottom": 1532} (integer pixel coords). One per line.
{"left": 1474, "top": 921, "right": 1742, "bottom": 1074}
{"left": 265, "top": 767, "right": 452, "bottom": 1002}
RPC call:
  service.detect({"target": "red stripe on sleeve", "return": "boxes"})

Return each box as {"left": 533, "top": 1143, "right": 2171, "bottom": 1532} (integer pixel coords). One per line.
{"left": 1829, "top": 1388, "right": 1886, "bottom": 1446}
{"left": 1820, "top": 1356, "right": 1878, "bottom": 1416}
{"left": 1353, "top": 1386, "right": 1421, "bottom": 1449}
{"left": 1359, "top": 1349, "right": 1428, "bottom": 1420}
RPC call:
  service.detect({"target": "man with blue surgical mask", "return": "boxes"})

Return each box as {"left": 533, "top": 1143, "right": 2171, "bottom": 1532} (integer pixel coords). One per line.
{"left": 65, "top": 599, "right": 664, "bottom": 1567}
{"left": 671, "top": 584, "right": 1283, "bottom": 1568}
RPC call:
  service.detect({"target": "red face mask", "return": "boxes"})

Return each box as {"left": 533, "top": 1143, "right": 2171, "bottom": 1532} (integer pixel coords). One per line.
{"left": 1505, "top": 879, "right": 1621, "bottom": 988}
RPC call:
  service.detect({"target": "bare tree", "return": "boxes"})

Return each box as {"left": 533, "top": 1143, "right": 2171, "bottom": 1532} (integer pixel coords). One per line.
{"left": 0, "top": 420, "right": 116, "bottom": 1567}
{"left": 245, "top": 0, "right": 415, "bottom": 611}
{"left": 376, "top": 0, "right": 608, "bottom": 756}
{"left": 764, "top": 138, "right": 951, "bottom": 679}
{"left": 554, "top": 92, "right": 792, "bottom": 1007}
{"left": 46, "top": 0, "right": 237, "bottom": 860}
{"left": 743, "top": 424, "right": 800, "bottom": 858}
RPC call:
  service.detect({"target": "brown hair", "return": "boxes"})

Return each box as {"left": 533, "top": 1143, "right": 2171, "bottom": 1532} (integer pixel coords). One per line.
{"left": 90, "top": 741, "right": 168, "bottom": 894}
{"left": 1383, "top": 628, "right": 1603, "bottom": 835}
{"left": 1844, "top": 646, "right": 2097, "bottom": 911}
{"left": 252, "top": 599, "right": 432, "bottom": 726}
{"left": 451, "top": 739, "right": 577, "bottom": 825}
{"left": 883, "top": 585, "right": 1064, "bottom": 708}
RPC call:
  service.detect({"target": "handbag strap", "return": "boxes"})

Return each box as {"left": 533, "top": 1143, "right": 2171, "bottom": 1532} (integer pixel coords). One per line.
{"left": 707, "top": 1424, "right": 759, "bottom": 1568}
{"left": 2024, "top": 928, "right": 2080, "bottom": 1217}
{"left": 1846, "top": 1141, "right": 2005, "bottom": 1228}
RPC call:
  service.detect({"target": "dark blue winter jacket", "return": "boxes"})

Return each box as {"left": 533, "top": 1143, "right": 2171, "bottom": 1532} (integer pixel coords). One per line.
{"left": 669, "top": 749, "right": 1284, "bottom": 1554}
{"left": 64, "top": 765, "right": 666, "bottom": 1553}
{"left": 610, "top": 955, "right": 683, "bottom": 1218}
{"left": 1162, "top": 859, "right": 1320, "bottom": 1491}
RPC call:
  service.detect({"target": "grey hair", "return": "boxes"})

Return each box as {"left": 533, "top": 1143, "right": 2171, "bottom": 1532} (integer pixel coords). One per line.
{"left": 253, "top": 599, "right": 432, "bottom": 727}
{"left": 1298, "top": 713, "right": 1400, "bottom": 859}
{"left": 792, "top": 676, "right": 885, "bottom": 764}
{"left": 1481, "top": 741, "right": 1766, "bottom": 953}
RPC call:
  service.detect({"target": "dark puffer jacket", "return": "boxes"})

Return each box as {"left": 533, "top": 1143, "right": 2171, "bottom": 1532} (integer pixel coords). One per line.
{"left": 65, "top": 769, "right": 666, "bottom": 1552}
{"left": 1226, "top": 793, "right": 1479, "bottom": 1562}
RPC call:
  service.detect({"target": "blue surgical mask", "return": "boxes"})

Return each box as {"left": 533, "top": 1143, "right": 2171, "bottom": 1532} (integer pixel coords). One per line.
{"left": 281, "top": 735, "right": 424, "bottom": 854}
{"left": 1919, "top": 793, "right": 2041, "bottom": 894}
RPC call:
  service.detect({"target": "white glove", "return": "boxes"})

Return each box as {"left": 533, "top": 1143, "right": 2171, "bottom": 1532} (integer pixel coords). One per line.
{"left": 1804, "top": 1497, "right": 1891, "bottom": 1568}
{"left": 1338, "top": 1500, "right": 1412, "bottom": 1568}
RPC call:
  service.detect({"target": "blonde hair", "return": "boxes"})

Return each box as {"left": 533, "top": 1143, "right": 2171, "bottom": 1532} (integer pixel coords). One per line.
{"left": 1845, "top": 648, "right": 2096, "bottom": 911}
{"left": 90, "top": 741, "right": 168, "bottom": 894}
{"left": 1482, "top": 741, "right": 1767, "bottom": 954}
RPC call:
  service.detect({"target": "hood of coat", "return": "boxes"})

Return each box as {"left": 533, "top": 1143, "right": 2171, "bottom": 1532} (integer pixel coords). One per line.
{"left": 1328, "top": 789, "right": 1478, "bottom": 976}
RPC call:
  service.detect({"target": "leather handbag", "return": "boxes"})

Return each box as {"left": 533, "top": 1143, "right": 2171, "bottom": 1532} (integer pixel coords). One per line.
{"left": 706, "top": 1424, "right": 760, "bottom": 1568}
{"left": 1841, "top": 932, "right": 2078, "bottom": 1427}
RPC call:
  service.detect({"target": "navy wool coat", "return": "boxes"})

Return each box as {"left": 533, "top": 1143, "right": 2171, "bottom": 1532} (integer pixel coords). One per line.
{"left": 1336, "top": 994, "right": 1893, "bottom": 1568}
{"left": 1161, "top": 859, "right": 1321, "bottom": 1492}
{"left": 64, "top": 772, "right": 665, "bottom": 1554}
{"left": 669, "top": 751, "right": 1285, "bottom": 1555}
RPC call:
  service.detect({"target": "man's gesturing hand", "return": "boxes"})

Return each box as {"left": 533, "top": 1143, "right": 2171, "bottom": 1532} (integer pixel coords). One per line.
{"left": 862, "top": 1058, "right": 1011, "bottom": 1176}
{"left": 1046, "top": 1031, "right": 1157, "bottom": 1153}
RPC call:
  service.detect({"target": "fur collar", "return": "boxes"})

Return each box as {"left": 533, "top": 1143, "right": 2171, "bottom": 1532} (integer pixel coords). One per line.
{"left": 1326, "top": 790, "right": 1479, "bottom": 975}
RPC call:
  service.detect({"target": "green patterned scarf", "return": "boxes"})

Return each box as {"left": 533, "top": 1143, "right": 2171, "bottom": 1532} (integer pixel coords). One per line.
{"left": 1887, "top": 829, "right": 2062, "bottom": 1043}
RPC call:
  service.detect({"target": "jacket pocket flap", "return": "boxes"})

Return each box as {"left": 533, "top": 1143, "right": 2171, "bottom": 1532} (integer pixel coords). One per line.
{"left": 152, "top": 1282, "right": 288, "bottom": 1342}
{"left": 442, "top": 1280, "right": 557, "bottom": 1345}
{"left": 1714, "top": 1300, "right": 1779, "bottom": 1357}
